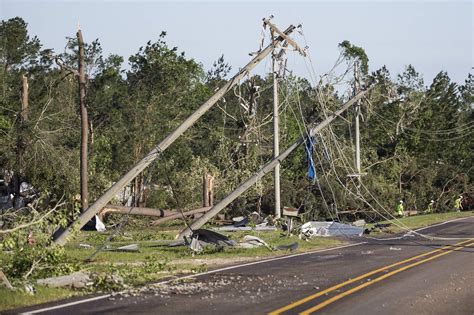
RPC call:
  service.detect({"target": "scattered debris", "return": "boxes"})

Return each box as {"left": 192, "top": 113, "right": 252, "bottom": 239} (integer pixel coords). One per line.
{"left": 300, "top": 221, "right": 363, "bottom": 238}
{"left": 186, "top": 229, "right": 236, "bottom": 253}
{"left": 37, "top": 271, "right": 91, "bottom": 289}
{"left": 353, "top": 219, "right": 366, "bottom": 227}
{"left": 24, "top": 284, "right": 35, "bottom": 295}
{"left": 232, "top": 216, "right": 249, "bottom": 227}
{"left": 365, "top": 222, "right": 392, "bottom": 234}
{"left": 82, "top": 215, "right": 107, "bottom": 232}
{"left": 214, "top": 226, "right": 277, "bottom": 232}
{"left": 79, "top": 243, "right": 93, "bottom": 249}
{"left": 275, "top": 242, "right": 299, "bottom": 252}
{"left": 105, "top": 244, "right": 140, "bottom": 252}
{"left": 190, "top": 237, "right": 204, "bottom": 253}
{"left": 238, "top": 235, "right": 272, "bottom": 250}
{"left": 167, "top": 240, "right": 186, "bottom": 247}
{"left": 95, "top": 215, "right": 106, "bottom": 231}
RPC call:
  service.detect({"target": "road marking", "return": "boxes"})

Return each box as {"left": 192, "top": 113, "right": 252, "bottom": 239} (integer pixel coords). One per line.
{"left": 414, "top": 215, "right": 473, "bottom": 232}
{"left": 23, "top": 216, "right": 474, "bottom": 314}
{"left": 20, "top": 295, "right": 111, "bottom": 314}
{"left": 22, "top": 242, "right": 366, "bottom": 314}
{"left": 268, "top": 239, "right": 473, "bottom": 315}
{"left": 300, "top": 240, "right": 474, "bottom": 314}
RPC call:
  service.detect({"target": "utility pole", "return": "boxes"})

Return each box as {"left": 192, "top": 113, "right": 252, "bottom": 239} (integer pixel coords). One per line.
{"left": 354, "top": 61, "right": 361, "bottom": 184}
{"left": 53, "top": 24, "right": 298, "bottom": 246}
{"left": 263, "top": 18, "right": 306, "bottom": 219}
{"left": 178, "top": 87, "right": 372, "bottom": 239}
{"left": 77, "top": 28, "right": 89, "bottom": 212}
{"left": 272, "top": 39, "right": 281, "bottom": 219}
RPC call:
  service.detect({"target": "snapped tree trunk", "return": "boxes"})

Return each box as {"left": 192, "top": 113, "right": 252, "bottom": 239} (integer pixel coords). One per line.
{"left": 77, "top": 29, "right": 89, "bottom": 212}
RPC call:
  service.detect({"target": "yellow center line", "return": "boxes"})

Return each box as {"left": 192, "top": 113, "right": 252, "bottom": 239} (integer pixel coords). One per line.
{"left": 300, "top": 241, "right": 474, "bottom": 315}
{"left": 268, "top": 239, "right": 473, "bottom": 315}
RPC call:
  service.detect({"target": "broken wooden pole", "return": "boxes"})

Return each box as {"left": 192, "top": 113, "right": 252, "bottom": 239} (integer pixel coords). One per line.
{"left": 99, "top": 205, "right": 171, "bottom": 218}
{"left": 150, "top": 207, "right": 212, "bottom": 226}
{"left": 177, "top": 88, "right": 372, "bottom": 239}
{"left": 52, "top": 23, "right": 297, "bottom": 246}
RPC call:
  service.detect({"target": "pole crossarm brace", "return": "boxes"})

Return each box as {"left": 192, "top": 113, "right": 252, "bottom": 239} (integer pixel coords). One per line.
{"left": 263, "top": 18, "right": 306, "bottom": 57}
{"left": 177, "top": 87, "right": 373, "bottom": 239}
{"left": 52, "top": 24, "right": 298, "bottom": 246}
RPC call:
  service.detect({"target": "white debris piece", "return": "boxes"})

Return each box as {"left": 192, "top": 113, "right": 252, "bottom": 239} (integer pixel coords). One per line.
{"left": 95, "top": 215, "right": 106, "bottom": 232}
{"left": 37, "top": 272, "right": 91, "bottom": 289}
{"left": 238, "top": 235, "right": 271, "bottom": 249}
{"left": 300, "top": 221, "right": 364, "bottom": 238}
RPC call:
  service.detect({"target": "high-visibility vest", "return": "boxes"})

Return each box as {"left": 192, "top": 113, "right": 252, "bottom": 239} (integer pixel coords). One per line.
{"left": 396, "top": 204, "right": 404, "bottom": 215}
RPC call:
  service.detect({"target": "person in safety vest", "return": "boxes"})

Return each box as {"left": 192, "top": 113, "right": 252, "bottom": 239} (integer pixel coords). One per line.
{"left": 425, "top": 200, "right": 434, "bottom": 214}
{"left": 454, "top": 195, "right": 463, "bottom": 212}
{"left": 396, "top": 200, "right": 404, "bottom": 217}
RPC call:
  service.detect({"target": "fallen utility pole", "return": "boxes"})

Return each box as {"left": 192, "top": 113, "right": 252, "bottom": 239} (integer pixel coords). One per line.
{"left": 53, "top": 24, "right": 297, "bottom": 246}
{"left": 178, "top": 87, "right": 373, "bottom": 239}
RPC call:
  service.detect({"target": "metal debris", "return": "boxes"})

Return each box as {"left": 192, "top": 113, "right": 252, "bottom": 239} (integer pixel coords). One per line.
{"left": 300, "top": 221, "right": 364, "bottom": 238}
{"left": 238, "top": 235, "right": 272, "bottom": 250}
{"left": 275, "top": 242, "right": 299, "bottom": 252}
{"left": 186, "top": 229, "right": 236, "bottom": 253}
{"left": 105, "top": 244, "right": 140, "bottom": 252}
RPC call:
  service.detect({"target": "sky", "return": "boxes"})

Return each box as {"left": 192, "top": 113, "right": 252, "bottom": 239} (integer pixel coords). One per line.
{"left": 2, "top": 0, "right": 473, "bottom": 88}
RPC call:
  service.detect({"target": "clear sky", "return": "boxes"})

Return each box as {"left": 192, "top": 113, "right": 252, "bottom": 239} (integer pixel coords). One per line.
{"left": 2, "top": 0, "right": 473, "bottom": 88}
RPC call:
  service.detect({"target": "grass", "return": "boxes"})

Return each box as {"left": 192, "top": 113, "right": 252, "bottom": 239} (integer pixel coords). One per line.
{"left": 0, "top": 286, "right": 83, "bottom": 311}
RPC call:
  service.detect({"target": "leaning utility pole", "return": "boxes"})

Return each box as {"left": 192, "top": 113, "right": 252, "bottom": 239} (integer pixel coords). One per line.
{"left": 53, "top": 23, "right": 298, "bottom": 246}
{"left": 178, "top": 87, "right": 372, "bottom": 239}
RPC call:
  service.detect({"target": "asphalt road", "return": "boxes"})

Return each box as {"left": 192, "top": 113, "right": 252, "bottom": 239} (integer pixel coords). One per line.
{"left": 13, "top": 215, "right": 474, "bottom": 315}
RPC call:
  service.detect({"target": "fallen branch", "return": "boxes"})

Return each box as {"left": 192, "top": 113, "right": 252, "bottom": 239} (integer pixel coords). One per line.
{"left": 0, "top": 201, "right": 65, "bottom": 234}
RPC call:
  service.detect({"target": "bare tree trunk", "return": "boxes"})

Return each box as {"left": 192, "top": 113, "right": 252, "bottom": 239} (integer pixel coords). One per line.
{"left": 77, "top": 29, "right": 89, "bottom": 212}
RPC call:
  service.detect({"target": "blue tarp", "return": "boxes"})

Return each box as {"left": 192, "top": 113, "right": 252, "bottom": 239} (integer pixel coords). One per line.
{"left": 305, "top": 136, "right": 316, "bottom": 182}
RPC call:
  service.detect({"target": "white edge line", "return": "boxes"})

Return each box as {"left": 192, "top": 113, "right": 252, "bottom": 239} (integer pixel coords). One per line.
{"left": 22, "top": 242, "right": 366, "bottom": 314}
{"left": 413, "top": 215, "right": 473, "bottom": 232}
{"left": 20, "top": 294, "right": 111, "bottom": 314}
{"left": 21, "top": 216, "right": 474, "bottom": 314}
{"left": 156, "top": 241, "right": 367, "bottom": 282}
